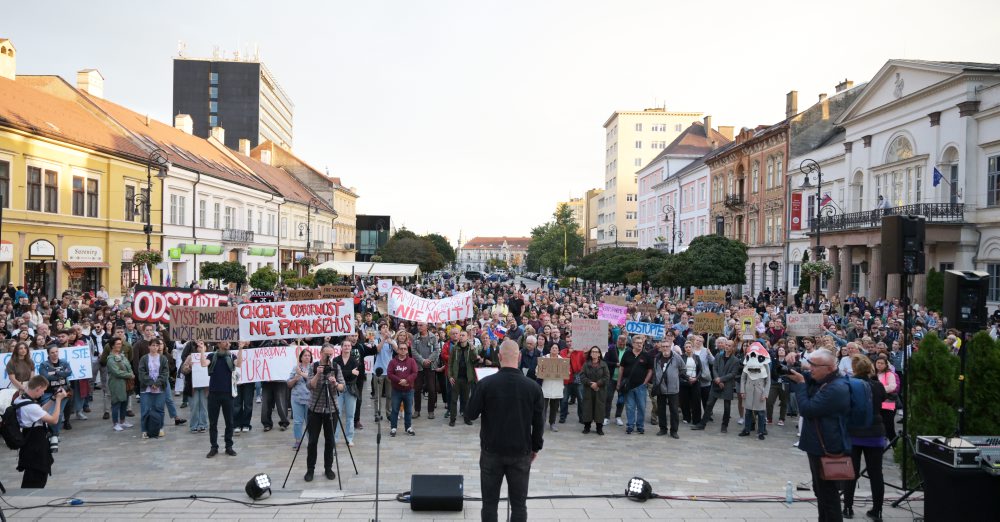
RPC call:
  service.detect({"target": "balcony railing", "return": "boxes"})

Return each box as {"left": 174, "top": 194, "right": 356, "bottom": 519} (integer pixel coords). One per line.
{"left": 311, "top": 240, "right": 326, "bottom": 251}
{"left": 222, "top": 228, "right": 254, "bottom": 243}
{"left": 812, "top": 203, "right": 965, "bottom": 233}
{"left": 724, "top": 194, "right": 745, "bottom": 209}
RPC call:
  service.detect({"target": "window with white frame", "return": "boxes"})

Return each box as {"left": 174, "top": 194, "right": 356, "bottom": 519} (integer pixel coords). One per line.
{"left": 281, "top": 217, "right": 287, "bottom": 239}
{"left": 792, "top": 264, "right": 800, "bottom": 287}
{"left": 988, "top": 156, "right": 1000, "bottom": 207}
{"left": 213, "top": 202, "right": 221, "bottom": 228}
{"left": 776, "top": 155, "right": 783, "bottom": 186}
{"left": 634, "top": 158, "right": 642, "bottom": 167}
{"left": 751, "top": 161, "right": 760, "bottom": 193}
{"left": 199, "top": 199, "right": 207, "bottom": 227}
{"left": 247, "top": 209, "right": 253, "bottom": 230}
{"left": 766, "top": 157, "right": 774, "bottom": 189}
{"left": 990, "top": 264, "right": 1000, "bottom": 301}
{"left": 169, "top": 194, "right": 178, "bottom": 225}
{"left": 635, "top": 123, "right": 642, "bottom": 132}
{"left": 224, "top": 206, "right": 233, "bottom": 229}
{"left": 675, "top": 124, "right": 682, "bottom": 131}
{"left": 635, "top": 141, "right": 642, "bottom": 149}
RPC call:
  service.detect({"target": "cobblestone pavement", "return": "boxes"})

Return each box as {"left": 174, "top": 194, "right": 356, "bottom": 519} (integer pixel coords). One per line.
{"left": 0, "top": 390, "right": 923, "bottom": 520}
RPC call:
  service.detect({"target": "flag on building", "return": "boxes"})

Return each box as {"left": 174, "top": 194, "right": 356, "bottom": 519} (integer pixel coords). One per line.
{"left": 141, "top": 264, "right": 153, "bottom": 286}
{"left": 820, "top": 194, "right": 833, "bottom": 207}
{"left": 933, "top": 167, "right": 943, "bottom": 187}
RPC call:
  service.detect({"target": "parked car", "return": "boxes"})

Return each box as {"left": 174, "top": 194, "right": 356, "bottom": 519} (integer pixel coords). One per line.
{"left": 464, "top": 270, "right": 484, "bottom": 281}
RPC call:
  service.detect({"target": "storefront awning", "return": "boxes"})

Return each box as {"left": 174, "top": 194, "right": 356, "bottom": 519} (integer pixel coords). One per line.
{"left": 64, "top": 261, "right": 110, "bottom": 270}
{"left": 248, "top": 247, "right": 277, "bottom": 257}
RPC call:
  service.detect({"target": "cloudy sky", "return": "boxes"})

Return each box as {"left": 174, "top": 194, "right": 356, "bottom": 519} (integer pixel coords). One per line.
{"left": 6, "top": 0, "right": 998, "bottom": 246}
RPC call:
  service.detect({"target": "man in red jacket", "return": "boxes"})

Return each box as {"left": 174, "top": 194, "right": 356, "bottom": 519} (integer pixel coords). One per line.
{"left": 558, "top": 338, "right": 587, "bottom": 423}
{"left": 387, "top": 340, "right": 418, "bottom": 437}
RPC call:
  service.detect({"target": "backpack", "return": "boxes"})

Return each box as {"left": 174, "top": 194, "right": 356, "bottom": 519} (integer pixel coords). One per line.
{"left": 0, "top": 389, "right": 33, "bottom": 450}
{"left": 844, "top": 376, "right": 873, "bottom": 430}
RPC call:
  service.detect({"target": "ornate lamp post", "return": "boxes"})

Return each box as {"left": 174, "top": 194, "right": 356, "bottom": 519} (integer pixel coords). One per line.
{"left": 297, "top": 198, "right": 321, "bottom": 257}
{"left": 799, "top": 159, "right": 837, "bottom": 302}
{"left": 132, "top": 148, "right": 170, "bottom": 251}
{"left": 608, "top": 224, "right": 618, "bottom": 249}
{"left": 662, "top": 205, "right": 679, "bottom": 253}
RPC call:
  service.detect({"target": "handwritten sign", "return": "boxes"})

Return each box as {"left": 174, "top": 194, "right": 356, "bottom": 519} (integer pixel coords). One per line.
{"left": 169, "top": 306, "right": 239, "bottom": 342}
{"left": 388, "top": 287, "right": 474, "bottom": 323}
{"left": 536, "top": 357, "right": 570, "bottom": 381}
{"left": 132, "top": 286, "right": 229, "bottom": 324}
{"left": 571, "top": 318, "right": 608, "bottom": 352}
{"left": 287, "top": 288, "right": 322, "bottom": 300}
{"left": 635, "top": 303, "right": 659, "bottom": 319}
{"left": 474, "top": 367, "right": 499, "bottom": 381}
{"left": 786, "top": 313, "right": 824, "bottom": 336}
{"left": 237, "top": 346, "right": 298, "bottom": 384}
{"left": 694, "top": 312, "right": 725, "bottom": 334}
{"left": 598, "top": 303, "right": 628, "bottom": 326}
{"left": 693, "top": 289, "right": 727, "bottom": 312}
{"left": 238, "top": 298, "right": 356, "bottom": 341}
{"left": 329, "top": 286, "right": 353, "bottom": 298}
{"left": 377, "top": 279, "right": 392, "bottom": 294}
{"left": 604, "top": 295, "right": 627, "bottom": 306}
{"left": 625, "top": 321, "right": 665, "bottom": 340}
{"left": 738, "top": 309, "right": 757, "bottom": 340}
{"left": 189, "top": 352, "right": 210, "bottom": 388}
{"left": 0, "top": 347, "right": 92, "bottom": 388}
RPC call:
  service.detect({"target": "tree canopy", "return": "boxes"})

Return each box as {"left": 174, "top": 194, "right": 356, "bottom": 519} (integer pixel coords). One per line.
{"left": 201, "top": 261, "right": 247, "bottom": 286}
{"left": 526, "top": 204, "right": 584, "bottom": 276}
{"left": 249, "top": 266, "right": 279, "bottom": 291}
{"left": 423, "top": 233, "right": 456, "bottom": 263}
{"left": 378, "top": 236, "right": 446, "bottom": 273}
{"left": 313, "top": 268, "right": 340, "bottom": 286}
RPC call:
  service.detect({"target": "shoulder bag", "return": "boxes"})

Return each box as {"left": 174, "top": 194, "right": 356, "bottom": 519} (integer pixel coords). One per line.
{"left": 815, "top": 419, "right": 855, "bottom": 481}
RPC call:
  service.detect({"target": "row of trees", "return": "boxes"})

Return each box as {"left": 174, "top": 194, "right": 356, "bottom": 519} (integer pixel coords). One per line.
{"left": 375, "top": 228, "right": 456, "bottom": 273}
{"left": 526, "top": 204, "right": 585, "bottom": 276}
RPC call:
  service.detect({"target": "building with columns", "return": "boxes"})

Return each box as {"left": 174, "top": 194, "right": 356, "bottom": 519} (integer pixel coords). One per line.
{"left": 459, "top": 237, "right": 530, "bottom": 272}
{"left": 786, "top": 60, "right": 1000, "bottom": 306}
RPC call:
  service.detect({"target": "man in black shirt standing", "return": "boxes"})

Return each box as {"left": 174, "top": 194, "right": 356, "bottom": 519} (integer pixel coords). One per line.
{"left": 466, "top": 339, "right": 544, "bottom": 522}
{"left": 616, "top": 335, "right": 653, "bottom": 434}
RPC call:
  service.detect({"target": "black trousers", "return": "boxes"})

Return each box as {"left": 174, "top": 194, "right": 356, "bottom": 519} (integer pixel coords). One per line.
{"left": 679, "top": 383, "right": 702, "bottom": 424}
{"left": 480, "top": 451, "right": 532, "bottom": 522}
{"left": 843, "top": 445, "right": 884, "bottom": 511}
{"left": 450, "top": 378, "right": 470, "bottom": 418}
{"left": 21, "top": 468, "right": 47, "bottom": 488}
{"left": 808, "top": 453, "right": 844, "bottom": 522}
{"left": 414, "top": 368, "right": 437, "bottom": 413}
{"left": 207, "top": 391, "right": 234, "bottom": 450}
{"left": 260, "top": 381, "right": 289, "bottom": 428}
{"left": 306, "top": 410, "right": 337, "bottom": 472}
{"left": 655, "top": 393, "right": 680, "bottom": 434}
{"left": 702, "top": 394, "right": 732, "bottom": 427}
{"left": 354, "top": 376, "right": 364, "bottom": 424}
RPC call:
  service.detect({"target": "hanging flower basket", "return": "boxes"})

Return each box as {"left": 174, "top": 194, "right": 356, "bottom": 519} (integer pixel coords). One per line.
{"left": 801, "top": 260, "right": 835, "bottom": 279}
{"left": 132, "top": 249, "right": 163, "bottom": 267}
{"left": 298, "top": 256, "right": 317, "bottom": 267}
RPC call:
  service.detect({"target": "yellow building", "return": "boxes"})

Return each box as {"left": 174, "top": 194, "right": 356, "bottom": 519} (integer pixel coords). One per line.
{"left": 0, "top": 47, "right": 161, "bottom": 299}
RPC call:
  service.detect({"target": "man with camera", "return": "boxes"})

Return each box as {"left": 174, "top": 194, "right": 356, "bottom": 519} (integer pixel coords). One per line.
{"left": 14, "top": 375, "right": 68, "bottom": 488}
{"left": 305, "top": 344, "right": 345, "bottom": 482}
{"left": 38, "top": 345, "right": 72, "bottom": 452}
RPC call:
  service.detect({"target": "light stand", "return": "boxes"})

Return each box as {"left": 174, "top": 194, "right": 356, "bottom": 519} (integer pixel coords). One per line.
{"left": 891, "top": 274, "right": 923, "bottom": 507}
{"left": 371, "top": 367, "right": 385, "bottom": 522}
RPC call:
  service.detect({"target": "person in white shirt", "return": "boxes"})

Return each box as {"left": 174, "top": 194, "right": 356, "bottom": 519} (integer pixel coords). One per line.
{"left": 15, "top": 375, "right": 68, "bottom": 488}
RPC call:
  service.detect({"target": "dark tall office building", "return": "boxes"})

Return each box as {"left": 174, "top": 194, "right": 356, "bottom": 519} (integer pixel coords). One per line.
{"left": 356, "top": 215, "right": 392, "bottom": 262}
{"left": 172, "top": 57, "right": 293, "bottom": 151}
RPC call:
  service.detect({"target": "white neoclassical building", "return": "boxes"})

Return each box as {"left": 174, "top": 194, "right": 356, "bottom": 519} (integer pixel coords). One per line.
{"left": 459, "top": 237, "right": 530, "bottom": 272}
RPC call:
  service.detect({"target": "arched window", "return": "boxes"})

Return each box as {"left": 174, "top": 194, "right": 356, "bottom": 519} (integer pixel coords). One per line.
{"left": 851, "top": 171, "right": 865, "bottom": 212}
{"left": 776, "top": 154, "right": 784, "bottom": 186}
{"left": 886, "top": 135, "right": 914, "bottom": 163}
{"left": 727, "top": 171, "right": 734, "bottom": 195}
{"left": 751, "top": 161, "right": 760, "bottom": 193}
{"left": 766, "top": 157, "right": 775, "bottom": 189}
{"left": 941, "top": 146, "right": 960, "bottom": 204}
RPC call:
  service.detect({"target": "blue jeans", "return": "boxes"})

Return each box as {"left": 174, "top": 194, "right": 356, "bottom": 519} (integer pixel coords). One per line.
{"left": 291, "top": 401, "right": 308, "bottom": 444}
{"left": 390, "top": 389, "right": 413, "bottom": 430}
{"left": 45, "top": 396, "right": 69, "bottom": 435}
{"left": 71, "top": 380, "right": 85, "bottom": 414}
{"left": 111, "top": 401, "right": 127, "bottom": 424}
{"left": 188, "top": 388, "right": 208, "bottom": 431}
{"left": 335, "top": 390, "right": 358, "bottom": 443}
{"left": 560, "top": 382, "right": 581, "bottom": 421}
{"left": 624, "top": 386, "right": 647, "bottom": 429}
{"left": 164, "top": 382, "right": 178, "bottom": 419}
{"left": 744, "top": 410, "right": 767, "bottom": 435}
{"left": 140, "top": 392, "right": 167, "bottom": 437}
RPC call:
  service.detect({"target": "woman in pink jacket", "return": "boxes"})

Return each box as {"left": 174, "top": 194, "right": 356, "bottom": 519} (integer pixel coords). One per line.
{"left": 387, "top": 340, "right": 419, "bottom": 437}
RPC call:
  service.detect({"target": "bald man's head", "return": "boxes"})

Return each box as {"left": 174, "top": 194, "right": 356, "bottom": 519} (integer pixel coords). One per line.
{"left": 499, "top": 339, "right": 521, "bottom": 369}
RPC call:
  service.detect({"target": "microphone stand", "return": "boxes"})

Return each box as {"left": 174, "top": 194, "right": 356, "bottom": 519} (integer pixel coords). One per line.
{"left": 372, "top": 367, "right": 384, "bottom": 522}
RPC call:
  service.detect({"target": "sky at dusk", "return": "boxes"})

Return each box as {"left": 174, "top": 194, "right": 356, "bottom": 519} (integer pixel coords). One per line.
{"left": 6, "top": 0, "right": 999, "bottom": 246}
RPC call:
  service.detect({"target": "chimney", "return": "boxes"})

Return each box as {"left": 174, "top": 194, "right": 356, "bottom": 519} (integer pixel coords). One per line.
{"left": 703, "top": 115, "right": 712, "bottom": 134}
{"left": 0, "top": 39, "right": 15, "bottom": 81}
{"left": 718, "top": 126, "right": 735, "bottom": 141}
{"left": 786, "top": 90, "right": 798, "bottom": 119}
{"left": 238, "top": 138, "right": 250, "bottom": 156}
{"left": 210, "top": 126, "right": 225, "bottom": 144}
{"left": 76, "top": 69, "right": 104, "bottom": 98}
{"left": 819, "top": 93, "right": 829, "bottom": 120}
{"left": 260, "top": 149, "right": 272, "bottom": 166}
{"left": 835, "top": 79, "right": 854, "bottom": 93}
{"left": 174, "top": 114, "right": 193, "bottom": 135}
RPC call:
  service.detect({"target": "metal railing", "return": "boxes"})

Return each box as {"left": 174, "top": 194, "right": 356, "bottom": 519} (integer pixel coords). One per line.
{"left": 311, "top": 240, "right": 326, "bottom": 251}
{"left": 222, "top": 228, "right": 254, "bottom": 243}
{"left": 724, "top": 194, "right": 744, "bottom": 208}
{"left": 812, "top": 203, "right": 965, "bottom": 232}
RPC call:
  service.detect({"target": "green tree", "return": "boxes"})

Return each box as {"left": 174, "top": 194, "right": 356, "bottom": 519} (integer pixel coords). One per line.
{"left": 796, "top": 251, "right": 811, "bottom": 297}
{"left": 526, "top": 203, "right": 584, "bottom": 276}
{"left": 966, "top": 332, "right": 1000, "bottom": 435}
{"left": 925, "top": 268, "right": 943, "bottom": 312}
{"left": 378, "top": 236, "right": 445, "bottom": 273}
{"left": 391, "top": 227, "right": 418, "bottom": 241}
{"left": 577, "top": 248, "right": 667, "bottom": 284}
{"left": 486, "top": 258, "right": 508, "bottom": 270}
{"left": 201, "top": 261, "right": 248, "bottom": 287}
{"left": 314, "top": 268, "right": 339, "bottom": 286}
{"left": 423, "top": 233, "right": 456, "bottom": 264}
{"left": 249, "top": 266, "right": 279, "bottom": 291}
{"left": 280, "top": 269, "right": 299, "bottom": 286}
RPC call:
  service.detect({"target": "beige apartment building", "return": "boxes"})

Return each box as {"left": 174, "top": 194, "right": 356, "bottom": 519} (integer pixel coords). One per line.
{"left": 584, "top": 188, "right": 603, "bottom": 254}
{"left": 598, "top": 108, "right": 703, "bottom": 249}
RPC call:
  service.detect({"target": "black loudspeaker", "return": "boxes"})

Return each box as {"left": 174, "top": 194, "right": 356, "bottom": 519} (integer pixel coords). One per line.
{"left": 881, "top": 214, "right": 926, "bottom": 275}
{"left": 410, "top": 474, "right": 464, "bottom": 511}
{"left": 943, "top": 270, "right": 989, "bottom": 333}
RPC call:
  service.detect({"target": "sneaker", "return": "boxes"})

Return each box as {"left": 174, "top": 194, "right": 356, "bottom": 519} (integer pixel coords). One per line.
{"left": 76, "top": 412, "right": 88, "bottom": 420}
{"left": 413, "top": 412, "right": 421, "bottom": 419}
{"left": 142, "top": 432, "right": 149, "bottom": 439}
{"left": 199, "top": 427, "right": 206, "bottom": 433}
{"left": 626, "top": 427, "right": 634, "bottom": 435}
{"left": 767, "top": 419, "right": 773, "bottom": 425}
{"left": 558, "top": 417, "right": 566, "bottom": 424}
{"left": 63, "top": 421, "right": 73, "bottom": 430}
{"left": 390, "top": 428, "right": 397, "bottom": 437}
{"left": 175, "top": 418, "right": 187, "bottom": 426}
{"left": 122, "top": 422, "right": 134, "bottom": 428}
{"left": 263, "top": 426, "right": 272, "bottom": 432}
{"left": 113, "top": 424, "right": 124, "bottom": 432}
{"left": 103, "top": 412, "right": 110, "bottom": 420}
{"left": 758, "top": 433, "right": 766, "bottom": 440}
{"left": 255, "top": 396, "right": 262, "bottom": 404}
{"left": 550, "top": 424, "right": 559, "bottom": 432}
{"left": 670, "top": 433, "right": 680, "bottom": 439}
{"left": 348, "top": 441, "right": 355, "bottom": 447}
{"left": 180, "top": 402, "right": 188, "bottom": 409}
{"left": 159, "top": 429, "right": 165, "bottom": 437}
{"left": 737, "top": 418, "right": 745, "bottom": 425}
{"left": 615, "top": 417, "right": 624, "bottom": 426}
{"left": 83, "top": 406, "right": 91, "bottom": 413}
{"left": 777, "top": 420, "right": 785, "bottom": 426}
{"left": 739, "top": 431, "right": 751, "bottom": 437}
{"left": 428, "top": 412, "right": 435, "bottom": 420}
{"left": 603, "top": 418, "right": 609, "bottom": 426}
{"left": 406, "top": 427, "right": 415, "bottom": 436}
{"left": 691, "top": 424, "right": 706, "bottom": 430}
{"left": 637, "top": 428, "right": 645, "bottom": 434}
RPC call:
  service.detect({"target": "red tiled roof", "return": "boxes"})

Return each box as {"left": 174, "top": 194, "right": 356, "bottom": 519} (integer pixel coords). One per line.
{"left": 236, "top": 153, "right": 335, "bottom": 213}
{"left": 252, "top": 140, "right": 358, "bottom": 197}
{"left": 0, "top": 75, "right": 149, "bottom": 160}
{"left": 462, "top": 236, "right": 531, "bottom": 249}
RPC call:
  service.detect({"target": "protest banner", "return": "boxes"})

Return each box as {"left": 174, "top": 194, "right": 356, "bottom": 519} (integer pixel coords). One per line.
{"left": 238, "top": 298, "right": 355, "bottom": 341}
{"left": 625, "top": 320, "right": 666, "bottom": 339}
{"left": 287, "top": 288, "right": 322, "bottom": 300}
{"left": 571, "top": 318, "right": 609, "bottom": 352}
{"left": 786, "top": 313, "right": 825, "bottom": 336}
{"left": 694, "top": 312, "right": 725, "bottom": 334}
{"left": 604, "top": 295, "right": 627, "bottom": 306}
{"left": 475, "top": 367, "right": 499, "bottom": 381}
{"left": 0, "top": 347, "right": 92, "bottom": 389}
{"left": 329, "top": 286, "right": 353, "bottom": 298}
{"left": 536, "top": 357, "right": 570, "bottom": 381}
{"left": 693, "top": 289, "right": 727, "bottom": 312}
{"left": 377, "top": 279, "right": 392, "bottom": 294}
{"left": 598, "top": 303, "right": 628, "bottom": 325}
{"left": 738, "top": 309, "right": 757, "bottom": 340}
{"left": 635, "top": 303, "right": 659, "bottom": 319}
{"left": 131, "top": 285, "right": 229, "bottom": 324}
{"left": 388, "top": 287, "right": 474, "bottom": 323}
{"left": 169, "top": 306, "right": 239, "bottom": 342}
{"left": 237, "top": 345, "right": 298, "bottom": 384}
{"left": 189, "top": 352, "right": 210, "bottom": 388}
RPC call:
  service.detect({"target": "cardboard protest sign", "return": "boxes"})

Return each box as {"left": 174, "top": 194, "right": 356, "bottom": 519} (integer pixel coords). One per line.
{"left": 693, "top": 289, "right": 727, "bottom": 312}
{"left": 604, "top": 295, "right": 627, "bottom": 306}
{"left": 237, "top": 345, "right": 298, "bottom": 384}
{"left": 238, "top": 298, "right": 356, "bottom": 341}
{"left": 786, "top": 313, "right": 824, "bottom": 336}
{"left": 625, "top": 320, "right": 665, "bottom": 339}
{"left": 388, "top": 287, "right": 474, "bottom": 323}
{"left": 131, "top": 285, "right": 229, "bottom": 324}
{"left": 329, "top": 286, "right": 353, "bottom": 298}
{"left": 377, "top": 279, "right": 393, "bottom": 293}
{"left": 536, "top": 357, "right": 570, "bottom": 381}
{"left": 0, "top": 347, "right": 92, "bottom": 388}
{"left": 474, "top": 367, "right": 499, "bottom": 381}
{"left": 189, "top": 352, "right": 210, "bottom": 388}
{"left": 635, "top": 303, "right": 659, "bottom": 319}
{"left": 169, "top": 306, "right": 239, "bottom": 342}
{"left": 287, "top": 288, "right": 322, "bottom": 300}
{"left": 571, "top": 318, "right": 609, "bottom": 352}
{"left": 738, "top": 309, "right": 757, "bottom": 340}
{"left": 598, "top": 303, "right": 628, "bottom": 325}
{"left": 694, "top": 312, "right": 725, "bottom": 334}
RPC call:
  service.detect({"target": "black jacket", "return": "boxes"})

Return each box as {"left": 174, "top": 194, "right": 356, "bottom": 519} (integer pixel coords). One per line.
{"left": 847, "top": 376, "right": 887, "bottom": 440}
{"left": 466, "top": 367, "right": 544, "bottom": 456}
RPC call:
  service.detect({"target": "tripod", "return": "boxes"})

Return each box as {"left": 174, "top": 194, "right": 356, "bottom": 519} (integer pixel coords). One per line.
{"left": 282, "top": 363, "right": 358, "bottom": 489}
{"left": 372, "top": 367, "right": 385, "bottom": 522}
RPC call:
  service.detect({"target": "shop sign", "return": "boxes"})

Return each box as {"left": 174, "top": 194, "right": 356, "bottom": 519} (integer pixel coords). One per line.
{"left": 122, "top": 248, "right": 135, "bottom": 262}
{"left": 68, "top": 246, "right": 103, "bottom": 262}
{"left": 28, "top": 240, "right": 55, "bottom": 258}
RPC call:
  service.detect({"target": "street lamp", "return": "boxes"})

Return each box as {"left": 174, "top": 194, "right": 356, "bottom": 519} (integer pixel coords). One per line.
{"left": 133, "top": 148, "right": 170, "bottom": 251}
{"left": 608, "top": 224, "right": 618, "bottom": 249}
{"left": 799, "top": 159, "right": 837, "bottom": 302}
{"left": 662, "top": 205, "right": 680, "bottom": 254}
{"left": 298, "top": 197, "right": 321, "bottom": 257}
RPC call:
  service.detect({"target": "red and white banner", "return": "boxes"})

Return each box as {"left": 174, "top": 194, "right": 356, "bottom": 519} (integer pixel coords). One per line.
{"left": 790, "top": 192, "right": 803, "bottom": 231}
{"left": 131, "top": 285, "right": 229, "bottom": 324}
{"left": 237, "top": 298, "right": 355, "bottom": 341}
{"left": 388, "top": 287, "right": 474, "bottom": 323}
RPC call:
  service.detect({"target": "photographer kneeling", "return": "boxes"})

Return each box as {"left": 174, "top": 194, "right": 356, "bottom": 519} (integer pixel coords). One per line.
{"left": 15, "top": 375, "right": 68, "bottom": 488}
